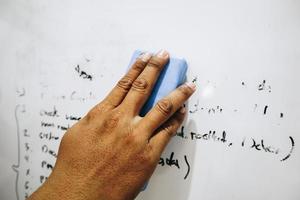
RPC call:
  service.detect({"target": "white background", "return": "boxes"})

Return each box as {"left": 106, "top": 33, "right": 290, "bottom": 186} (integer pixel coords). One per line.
{"left": 0, "top": 0, "right": 300, "bottom": 199}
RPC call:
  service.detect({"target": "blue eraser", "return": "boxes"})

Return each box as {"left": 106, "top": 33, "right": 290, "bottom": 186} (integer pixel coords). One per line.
{"left": 128, "top": 50, "right": 188, "bottom": 116}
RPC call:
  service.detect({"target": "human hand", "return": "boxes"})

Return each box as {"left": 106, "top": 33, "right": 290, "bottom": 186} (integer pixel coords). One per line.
{"left": 28, "top": 50, "right": 196, "bottom": 200}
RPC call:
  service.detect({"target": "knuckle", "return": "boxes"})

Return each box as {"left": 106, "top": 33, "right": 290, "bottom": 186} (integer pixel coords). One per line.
{"left": 103, "top": 111, "right": 121, "bottom": 129}
{"left": 175, "top": 110, "right": 186, "bottom": 121}
{"left": 132, "top": 78, "right": 149, "bottom": 93}
{"left": 178, "top": 84, "right": 193, "bottom": 97}
{"left": 103, "top": 116, "right": 119, "bottom": 129}
{"left": 85, "top": 108, "right": 100, "bottom": 122}
{"left": 117, "top": 76, "right": 133, "bottom": 91}
{"left": 86, "top": 102, "right": 109, "bottom": 121}
{"left": 124, "top": 131, "right": 141, "bottom": 147}
{"left": 156, "top": 99, "right": 173, "bottom": 116}
{"left": 147, "top": 58, "right": 163, "bottom": 69}
{"left": 132, "top": 60, "right": 147, "bottom": 71}
{"left": 138, "top": 152, "right": 155, "bottom": 166}
{"left": 163, "top": 124, "right": 177, "bottom": 137}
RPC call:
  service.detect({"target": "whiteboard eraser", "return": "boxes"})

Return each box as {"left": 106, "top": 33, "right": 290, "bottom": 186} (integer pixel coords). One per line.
{"left": 128, "top": 50, "right": 188, "bottom": 116}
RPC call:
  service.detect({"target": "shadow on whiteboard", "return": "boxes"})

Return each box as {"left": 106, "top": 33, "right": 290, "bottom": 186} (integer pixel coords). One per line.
{"left": 136, "top": 111, "right": 197, "bottom": 200}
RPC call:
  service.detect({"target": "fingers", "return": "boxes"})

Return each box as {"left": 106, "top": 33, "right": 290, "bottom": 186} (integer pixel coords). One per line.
{"left": 148, "top": 107, "right": 186, "bottom": 156}
{"left": 122, "top": 50, "right": 169, "bottom": 115}
{"left": 139, "top": 82, "right": 196, "bottom": 138}
{"left": 103, "top": 52, "right": 152, "bottom": 108}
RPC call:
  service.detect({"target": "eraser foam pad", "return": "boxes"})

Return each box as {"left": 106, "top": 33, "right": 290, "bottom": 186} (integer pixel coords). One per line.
{"left": 127, "top": 50, "right": 188, "bottom": 116}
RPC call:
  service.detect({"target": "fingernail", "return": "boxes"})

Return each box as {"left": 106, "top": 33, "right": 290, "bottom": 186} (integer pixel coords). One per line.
{"left": 139, "top": 52, "right": 152, "bottom": 62}
{"left": 180, "top": 107, "right": 186, "bottom": 114}
{"left": 157, "top": 49, "right": 169, "bottom": 58}
{"left": 185, "top": 82, "right": 196, "bottom": 91}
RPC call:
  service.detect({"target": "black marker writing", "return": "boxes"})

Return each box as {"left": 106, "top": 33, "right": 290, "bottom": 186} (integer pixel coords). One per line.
{"left": 75, "top": 65, "right": 93, "bottom": 81}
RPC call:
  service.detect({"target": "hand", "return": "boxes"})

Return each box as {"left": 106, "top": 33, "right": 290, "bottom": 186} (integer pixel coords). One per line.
{"left": 28, "top": 50, "right": 196, "bottom": 200}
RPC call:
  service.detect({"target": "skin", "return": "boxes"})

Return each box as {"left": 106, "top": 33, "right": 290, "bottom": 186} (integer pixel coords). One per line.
{"left": 27, "top": 50, "right": 196, "bottom": 200}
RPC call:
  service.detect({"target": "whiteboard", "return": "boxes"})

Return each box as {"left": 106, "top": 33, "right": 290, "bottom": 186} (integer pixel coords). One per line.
{"left": 0, "top": 0, "right": 300, "bottom": 199}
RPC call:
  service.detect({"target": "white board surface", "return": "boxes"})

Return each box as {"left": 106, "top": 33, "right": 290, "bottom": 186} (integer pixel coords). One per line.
{"left": 0, "top": 0, "right": 300, "bottom": 199}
